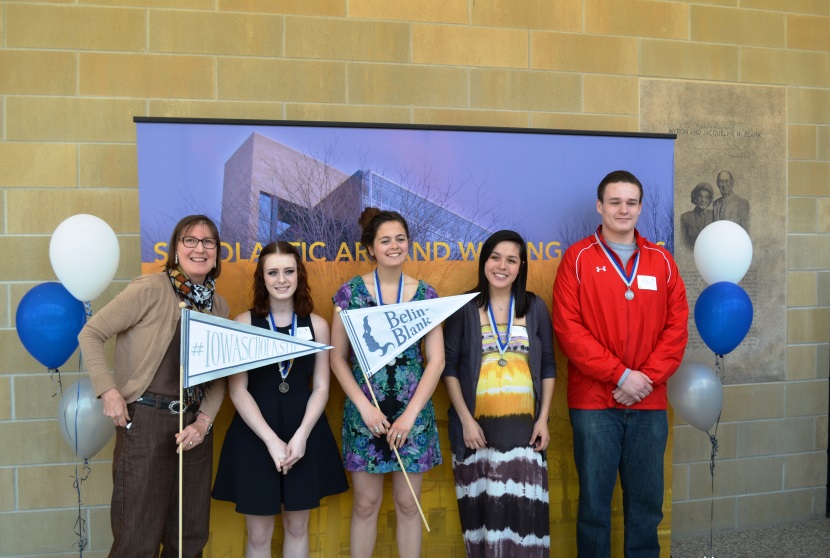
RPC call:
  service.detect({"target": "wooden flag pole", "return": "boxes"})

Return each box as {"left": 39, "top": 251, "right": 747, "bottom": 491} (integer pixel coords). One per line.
{"left": 178, "top": 364, "right": 184, "bottom": 558}
{"left": 335, "top": 307, "right": 430, "bottom": 531}
{"left": 178, "top": 303, "right": 187, "bottom": 558}
{"left": 349, "top": 341, "right": 430, "bottom": 532}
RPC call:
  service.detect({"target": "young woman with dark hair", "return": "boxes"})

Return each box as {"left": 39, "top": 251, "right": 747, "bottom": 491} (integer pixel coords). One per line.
{"left": 443, "top": 229, "right": 556, "bottom": 558}
{"left": 331, "top": 208, "right": 444, "bottom": 558}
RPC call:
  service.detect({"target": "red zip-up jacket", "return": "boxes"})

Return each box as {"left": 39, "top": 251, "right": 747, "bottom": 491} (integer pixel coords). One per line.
{"left": 553, "top": 227, "right": 688, "bottom": 410}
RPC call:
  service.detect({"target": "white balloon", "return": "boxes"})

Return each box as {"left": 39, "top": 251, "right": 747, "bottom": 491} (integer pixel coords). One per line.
{"left": 668, "top": 361, "right": 723, "bottom": 432}
{"left": 57, "top": 378, "right": 115, "bottom": 460}
{"left": 693, "top": 220, "right": 752, "bottom": 284}
{"left": 50, "top": 214, "right": 120, "bottom": 301}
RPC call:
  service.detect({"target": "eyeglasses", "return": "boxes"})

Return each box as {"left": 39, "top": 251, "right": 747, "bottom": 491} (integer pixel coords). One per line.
{"left": 180, "top": 236, "right": 218, "bottom": 249}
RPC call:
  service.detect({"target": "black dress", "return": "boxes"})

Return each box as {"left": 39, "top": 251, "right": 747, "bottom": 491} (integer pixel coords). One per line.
{"left": 212, "top": 312, "right": 349, "bottom": 515}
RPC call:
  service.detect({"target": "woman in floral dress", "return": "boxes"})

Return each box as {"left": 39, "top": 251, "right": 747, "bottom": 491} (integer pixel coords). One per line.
{"left": 331, "top": 207, "right": 444, "bottom": 558}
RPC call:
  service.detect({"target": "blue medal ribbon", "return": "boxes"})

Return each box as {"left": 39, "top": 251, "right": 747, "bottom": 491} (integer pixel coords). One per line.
{"left": 269, "top": 310, "right": 296, "bottom": 384}
{"left": 595, "top": 232, "right": 640, "bottom": 300}
{"left": 373, "top": 269, "right": 404, "bottom": 306}
{"left": 374, "top": 269, "right": 404, "bottom": 367}
{"left": 486, "top": 294, "right": 514, "bottom": 365}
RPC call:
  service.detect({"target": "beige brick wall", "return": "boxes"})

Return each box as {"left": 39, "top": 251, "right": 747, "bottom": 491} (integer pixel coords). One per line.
{"left": 1, "top": 0, "right": 827, "bottom": 554}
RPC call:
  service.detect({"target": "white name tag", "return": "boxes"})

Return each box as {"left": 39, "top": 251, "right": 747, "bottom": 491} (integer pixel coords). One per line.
{"left": 296, "top": 326, "right": 314, "bottom": 340}
{"left": 637, "top": 275, "right": 657, "bottom": 291}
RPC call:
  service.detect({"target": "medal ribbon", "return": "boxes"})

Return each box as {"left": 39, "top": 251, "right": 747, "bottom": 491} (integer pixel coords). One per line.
{"left": 486, "top": 294, "right": 514, "bottom": 362}
{"left": 375, "top": 269, "right": 404, "bottom": 368}
{"left": 269, "top": 310, "right": 296, "bottom": 382}
{"left": 373, "top": 269, "right": 404, "bottom": 306}
{"left": 595, "top": 232, "right": 640, "bottom": 296}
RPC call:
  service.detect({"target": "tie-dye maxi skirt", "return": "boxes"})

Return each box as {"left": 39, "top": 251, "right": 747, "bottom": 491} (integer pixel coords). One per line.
{"left": 452, "top": 445, "right": 550, "bottom": 558}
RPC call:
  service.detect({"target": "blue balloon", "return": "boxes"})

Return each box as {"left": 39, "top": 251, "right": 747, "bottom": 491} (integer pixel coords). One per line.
{"left": 16, "top": 282, "right": 86, "bottom": 369}
{"left": 694, "top": 282, "right": 753, "bottom": 356}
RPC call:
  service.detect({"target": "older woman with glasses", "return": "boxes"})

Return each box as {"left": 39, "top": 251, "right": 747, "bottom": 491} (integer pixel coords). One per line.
{"left": 79, "top": 214, "right": 229, "bottom": 558}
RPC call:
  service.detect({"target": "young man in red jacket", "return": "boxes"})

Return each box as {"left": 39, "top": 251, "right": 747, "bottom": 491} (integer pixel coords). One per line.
{"left": 553, "top": 170, "right": 689, "bottom": 557}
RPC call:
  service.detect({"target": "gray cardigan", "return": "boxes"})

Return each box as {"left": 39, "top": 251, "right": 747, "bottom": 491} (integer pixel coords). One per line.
{"left": 442, "top": 293, "right": 556, "bottom": 460}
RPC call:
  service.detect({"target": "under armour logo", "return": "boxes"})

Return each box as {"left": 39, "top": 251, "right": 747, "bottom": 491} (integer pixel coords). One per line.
{"left": 596, "top": 266, "right": 606, "bottom": 272}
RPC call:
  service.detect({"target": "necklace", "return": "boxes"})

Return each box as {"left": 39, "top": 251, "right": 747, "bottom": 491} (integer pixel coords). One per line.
{"left": 486, "top": 294, "right": 514, "bottom": 367}
{"left": 268, "top": 310, "right": 296, "bottom": 393}
{"left": 492, "top": 298, "right": 508, "bottom": 311}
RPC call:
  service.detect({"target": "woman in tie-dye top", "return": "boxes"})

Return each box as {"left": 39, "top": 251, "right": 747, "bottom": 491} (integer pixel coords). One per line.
{"left": 442, "top": 229, "right": 556, "bottom": 558}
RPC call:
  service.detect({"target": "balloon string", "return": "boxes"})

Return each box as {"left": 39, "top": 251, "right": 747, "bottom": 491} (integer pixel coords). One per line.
{"left": 68, "top": 302, "right": 93, "bottom": 555}
{"left": 704, "top": 354, "right": 724, "bottom": 558}
{"left": 705, "top": 415, "right": 721, "bottom": 558}
{"left": 72, "top": 459, "right": 91, "bottom": 554}
{"left": 49, "top": 367, "right": 63, "bottom": 398}
{"left": 73, "top": 383, "right": 88, "bottom": 553}
{"left": 79, "top": 303, "right": 92, "bottom": 372}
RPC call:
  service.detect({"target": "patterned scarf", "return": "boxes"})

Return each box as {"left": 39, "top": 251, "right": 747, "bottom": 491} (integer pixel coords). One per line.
{"left": 167, "top": 266, "right": 215, "bottom": 313}
{"left": 167, "top": 265, "right": 215, "bottom": 407}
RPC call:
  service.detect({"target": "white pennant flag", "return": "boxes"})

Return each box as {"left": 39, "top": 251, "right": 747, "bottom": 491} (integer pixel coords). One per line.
{"left": 339, "top": 293, "right": 476, "bottom": 378}
{"left": 181, "top": 309, "right": 332, "bottom": 387}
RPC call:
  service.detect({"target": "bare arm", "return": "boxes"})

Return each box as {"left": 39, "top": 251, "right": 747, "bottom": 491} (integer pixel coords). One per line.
{"left": 224, "top": 311, "right": 288, "bottom": 471}
{"left": 283, "top": 314, "right": 332, "bottom": 470}
{"left": 330, "top": 307, "right": 390, "bottom": 436}
{"left": 387, "top": 325, "right": 445, "bottom": 448}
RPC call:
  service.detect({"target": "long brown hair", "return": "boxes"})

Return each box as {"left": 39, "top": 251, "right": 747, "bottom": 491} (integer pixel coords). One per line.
{"left": 251, "top": 242, "right": 313, "bottom": 318}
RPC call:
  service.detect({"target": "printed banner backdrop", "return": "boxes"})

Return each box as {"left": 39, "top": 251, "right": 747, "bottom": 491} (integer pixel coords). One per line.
{"left": 136, "top": 118, "right": 675, "bottom": 557}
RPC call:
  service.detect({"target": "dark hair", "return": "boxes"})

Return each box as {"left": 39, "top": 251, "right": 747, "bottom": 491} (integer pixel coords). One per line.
{"left": 165, "top": 214, "right": 222, "bottom": 280}
{"left": 471, "top": 230, "right": 531, "bottom": 318}
{"left": 252, "top": 242, "right": 313, "bottom": 318}
{"left": 359, "top": 207, "right": 410, "bottom": 260}
{"left": 597, "top": 170, "right": 643, "bottom": 203}
{"left": 691, "top": 182, "right": 714, "bottom": 204}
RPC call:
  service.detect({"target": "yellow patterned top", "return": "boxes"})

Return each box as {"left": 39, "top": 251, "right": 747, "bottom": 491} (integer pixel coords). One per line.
{"left": 475, "top": 324, "right": 534, "bottom": 419}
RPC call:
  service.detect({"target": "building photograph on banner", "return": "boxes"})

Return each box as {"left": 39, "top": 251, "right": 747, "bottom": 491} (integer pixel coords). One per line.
{"left": 136, "top": 118, "right": 675, "bottom": 557}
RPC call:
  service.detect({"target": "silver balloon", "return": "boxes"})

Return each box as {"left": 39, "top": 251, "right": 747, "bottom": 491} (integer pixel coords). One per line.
{"left": 667, "top": 362, "right": 723, "bottom": 432}
{"left": 57, "top": 378, "right": 115, "bottom": 460}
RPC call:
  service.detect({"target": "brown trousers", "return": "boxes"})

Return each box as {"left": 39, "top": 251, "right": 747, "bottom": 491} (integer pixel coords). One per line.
{"left": 109, "top": 402, "right": 212, "bottom": 558}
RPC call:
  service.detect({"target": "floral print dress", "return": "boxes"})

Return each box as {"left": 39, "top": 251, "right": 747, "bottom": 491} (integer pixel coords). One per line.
{"left": 333, "top": 276, "right": 442, "bottom": 474}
